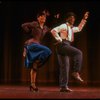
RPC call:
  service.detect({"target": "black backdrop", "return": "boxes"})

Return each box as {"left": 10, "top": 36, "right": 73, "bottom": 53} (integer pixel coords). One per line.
{"left": 0, "top": 0, "right": 100, "bottom": 86}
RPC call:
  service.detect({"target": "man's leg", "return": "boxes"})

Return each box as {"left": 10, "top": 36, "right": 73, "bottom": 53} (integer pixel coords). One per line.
{"left": 57, "top": 54, "right": 73, "bottom": 92}
{"left": 61, "top": 44, "right": 83, "bottom": 82}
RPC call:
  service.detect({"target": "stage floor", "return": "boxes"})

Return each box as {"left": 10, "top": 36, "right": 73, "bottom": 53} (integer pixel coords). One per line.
{"left": 0, "top": 85, "right": 100, "bottom": 99}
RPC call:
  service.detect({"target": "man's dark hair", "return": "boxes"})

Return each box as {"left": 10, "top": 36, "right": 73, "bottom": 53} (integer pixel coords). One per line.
{"left": 66, "top": 12, "right": 76, "bottom": 19}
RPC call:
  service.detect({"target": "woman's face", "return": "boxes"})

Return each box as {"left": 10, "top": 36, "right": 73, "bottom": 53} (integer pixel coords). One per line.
{"left": 37, "top": 15, "right": 46, "bottom": 23}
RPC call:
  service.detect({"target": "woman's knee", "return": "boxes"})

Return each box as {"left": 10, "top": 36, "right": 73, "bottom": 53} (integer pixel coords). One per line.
{"left": 44, "top": 47, "right": 52, "bottom": 56}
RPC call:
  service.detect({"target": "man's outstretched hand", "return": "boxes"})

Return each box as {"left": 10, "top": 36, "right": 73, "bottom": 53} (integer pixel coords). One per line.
{"left": 83, "top": 11, "right": 89, "bottom": 20}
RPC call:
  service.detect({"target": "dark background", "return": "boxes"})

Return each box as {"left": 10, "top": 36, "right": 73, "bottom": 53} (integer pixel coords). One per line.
{"left": 0, "top": 0, "right": 100, "bottom": 86}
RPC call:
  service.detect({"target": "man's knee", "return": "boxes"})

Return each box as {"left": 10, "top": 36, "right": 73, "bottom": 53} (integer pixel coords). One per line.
{"left": 78, "top": 50, "right": 82, "bottom": 56}
{"left": 77, "top": 50, "right": 82, "bottom": 56}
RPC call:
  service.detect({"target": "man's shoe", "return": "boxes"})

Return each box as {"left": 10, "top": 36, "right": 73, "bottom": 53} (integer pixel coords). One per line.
{"left": 72, "top": 72, "right": 84, "bottom": 82}
{"left": 60, "top": 87, "right": 73, "bottom": 92}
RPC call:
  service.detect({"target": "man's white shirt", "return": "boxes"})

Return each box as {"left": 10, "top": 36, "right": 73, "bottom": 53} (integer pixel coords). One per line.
{"left": 51, "top": 19, "right": 86, "bottom": 42}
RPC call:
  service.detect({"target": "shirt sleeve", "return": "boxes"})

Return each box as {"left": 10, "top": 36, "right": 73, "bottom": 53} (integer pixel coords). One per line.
{"left": 72, "top": 19, "right": 87, "bottom": 33}
{"left": 21, "top": 21, "right": 35, "bottom": 32}
{"left": 51, "top": 24, "right": 66, "bottom": 42}
{"left": 72, "top": 27, "right": 80, "bottom": 33}
{"left": 78, "top": 19, "right": 87, "bottom": 31}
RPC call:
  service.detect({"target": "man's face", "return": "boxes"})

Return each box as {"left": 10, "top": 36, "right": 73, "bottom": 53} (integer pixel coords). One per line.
{"left": 37, "top": 15, "right": 46, "bottom": 23}
{"left": 67, "top": 16, "right": 75, "bottom": 25}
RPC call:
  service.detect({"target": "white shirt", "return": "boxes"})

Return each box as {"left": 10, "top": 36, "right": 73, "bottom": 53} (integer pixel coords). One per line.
{"left": 51, "top": 19, "right": 86, "bottom": 42}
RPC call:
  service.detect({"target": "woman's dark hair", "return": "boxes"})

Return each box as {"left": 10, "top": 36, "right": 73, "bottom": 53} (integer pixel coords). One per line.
{"left": 37, "top": 12, "right": 46, "bottom": 18}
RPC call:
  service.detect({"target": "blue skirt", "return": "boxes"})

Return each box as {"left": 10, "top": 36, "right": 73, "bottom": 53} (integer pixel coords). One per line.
{"left": 24, "top": 43, "right": 52, "bottom": 68}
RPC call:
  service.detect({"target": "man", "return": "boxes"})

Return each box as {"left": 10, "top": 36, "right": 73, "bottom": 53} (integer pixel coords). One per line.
{"left": 51, "top": 11, "right": 89, "bottom": 92}
{"left": 21, "top": 12, "right": 52, "bottom": 92}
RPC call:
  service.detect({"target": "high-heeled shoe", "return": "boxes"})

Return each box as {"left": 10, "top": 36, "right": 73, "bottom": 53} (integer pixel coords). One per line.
{"left": 30, "top": 85, "right": 39, "bottom": 92}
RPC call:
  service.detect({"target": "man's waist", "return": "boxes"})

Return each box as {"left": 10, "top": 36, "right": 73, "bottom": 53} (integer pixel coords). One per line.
{"left": 62, "top": 39, "right": 71, "bottom": 44}
{"left": 61, "top": 37, "right": 73, "bottom": 42}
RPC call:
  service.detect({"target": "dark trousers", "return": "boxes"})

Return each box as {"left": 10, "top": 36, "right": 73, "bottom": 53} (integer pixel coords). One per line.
{"left": 56, "top": 40, "right": 83, "bottom": 88}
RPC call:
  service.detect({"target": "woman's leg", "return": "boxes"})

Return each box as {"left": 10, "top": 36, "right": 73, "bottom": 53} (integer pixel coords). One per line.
{"left": 30, "top": 69, "right": 37, "bottom": 88}
{"left": 30, "top": 61, "right": 38, "bottom": 92}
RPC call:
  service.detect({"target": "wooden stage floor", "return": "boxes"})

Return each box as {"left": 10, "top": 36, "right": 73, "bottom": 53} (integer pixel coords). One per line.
{"left": 0, "top": 85, "right": 100, "bottom": 99}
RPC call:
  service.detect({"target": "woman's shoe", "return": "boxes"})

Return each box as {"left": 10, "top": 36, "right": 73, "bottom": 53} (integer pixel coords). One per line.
{"left": 30, "top": 85, "right": 38, "bottom": 92}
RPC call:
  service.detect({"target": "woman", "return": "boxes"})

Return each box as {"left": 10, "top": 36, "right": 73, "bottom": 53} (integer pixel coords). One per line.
{"left": 21, "top": 12, "right": 52, "bottom": 92}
